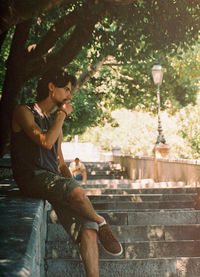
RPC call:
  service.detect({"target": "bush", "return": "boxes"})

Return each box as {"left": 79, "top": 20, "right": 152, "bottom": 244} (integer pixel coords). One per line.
{"left": 80, "top": 108, "right": 195, "bottom": 159}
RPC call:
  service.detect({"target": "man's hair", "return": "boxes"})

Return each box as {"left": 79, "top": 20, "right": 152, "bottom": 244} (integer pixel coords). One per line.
{"left": 36, "top": 68, "right": 76, "bottom": 101}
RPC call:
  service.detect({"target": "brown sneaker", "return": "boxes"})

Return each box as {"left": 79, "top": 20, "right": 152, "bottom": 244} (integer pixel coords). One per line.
{"left": 98, "top": 223, "right": 123, "bottom": 256}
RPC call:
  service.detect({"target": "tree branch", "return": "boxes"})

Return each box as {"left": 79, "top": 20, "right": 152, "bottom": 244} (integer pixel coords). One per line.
{"left": 28, "top": 8, "right": 81, "bottom": 59}
{"left": 6, "top": 19, "right": 32, "bottom": 69}
{"left": 73, "top": 56, "right": 107, "bottom": 94}
{"left": 0, "top": 0, "right": 136, "bottom": 35}
{"left": 26, "top": 24, "right": 95, "bottom": 78}
{"left": 26, "top": 6, "right": 105, "bottom": 79}
{"left": 0, "top": 0, "right": 76, "bottom": 34}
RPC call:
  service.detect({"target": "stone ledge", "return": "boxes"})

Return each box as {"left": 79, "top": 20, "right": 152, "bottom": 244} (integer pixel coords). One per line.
{"left": 0, "top": 180, "right": 47, "bottom": 277}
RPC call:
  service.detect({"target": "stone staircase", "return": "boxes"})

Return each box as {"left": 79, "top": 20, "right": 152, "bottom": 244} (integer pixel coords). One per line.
{"left": 66, "top": 161, "right": 128, "bottom": 180}
{"left": 45, "top": 162, "right": 200, "bottom": 277}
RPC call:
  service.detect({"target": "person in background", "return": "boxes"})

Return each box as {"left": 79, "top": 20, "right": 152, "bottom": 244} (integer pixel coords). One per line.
{"left": 69, "top": 157, "right": 87, "bottom": 181}
{"left": 11, "top": 68, "right": 123, "bottom": 277}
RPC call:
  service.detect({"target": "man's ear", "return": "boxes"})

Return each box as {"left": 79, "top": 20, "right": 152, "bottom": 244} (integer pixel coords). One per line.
{"left": 48, "top": 82, "right": 55, "bottom": 93}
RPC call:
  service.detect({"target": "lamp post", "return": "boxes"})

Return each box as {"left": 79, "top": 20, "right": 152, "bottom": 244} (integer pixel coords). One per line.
{"left": 151, "top": 62, "right": 170, "bottom": 181}
{"left": 151, "top": 63, "right": 166, "bottom": 145}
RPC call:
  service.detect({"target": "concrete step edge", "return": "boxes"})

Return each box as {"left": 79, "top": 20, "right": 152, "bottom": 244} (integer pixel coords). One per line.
{"left": 46, "top": 256, "right": 200, "bottom": 262}
{"left": 47, "top": 224, "right": 200, "bottom": 243}
{"left": 46, "top": 240, "right": 200, "bottom": 260}
{"left": 46, "top": 257, "right": 200, "bottom": 277}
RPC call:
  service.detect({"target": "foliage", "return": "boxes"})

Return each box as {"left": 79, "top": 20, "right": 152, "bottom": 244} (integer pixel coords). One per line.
{"left": 62, "top": 86, "right": 112, "bottom": 140}
{"left": 177, "top": 99, "right": 200, "bottom": 159}
{"left": 79, "top": 107, "right": 198, "bottom": 159}
{"left": 0, "top": 0, "right": 200, "bottom": 156}
{"left": 0, "top": 27, "right": 15, "bottom": 93}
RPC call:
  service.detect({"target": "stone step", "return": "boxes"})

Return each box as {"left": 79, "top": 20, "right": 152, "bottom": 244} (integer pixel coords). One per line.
{"left": 85, "top": 187, "right": 198, "bottom": 195}
{"left": 66, "top": 161, "right": 127, "bottom": 180}
{"left": 86, "top": 169, "right": 122, "bottom": 175}
{"left": 66, "top": 161, "right": 112, "bottom": 169}
{"left": 97, "top": 210, "right": 200, "bottom": 225}
{"left": 46, "top": 239, "right": 200, "bottom": 260}
{"left": 47, "top": 223, "right": 200, "bottom": 243}
{"left": 87, "top": 164, "right": 111, "bottom": 168}
{"left": 86, "top": 168, "right": 123, "bottom": 174}
{"left": 83, "top": 179, "right": 189, "bottom": 188}
{"left": 47, "top": 209, "right": 200, "bottom": 226}
{"left": 92, "top": 201, "right": 193, "bottom": 210}
{"left": 85, "top": 170, "right": 127, "bottom": 180}
{"left": 87, "top": 174, "right": 124, "bottom": 180}
{"left": 88, "top": 193, "right": 196, "bottom": 202}
{"left": 46, "top": 257, "right": 200, "bottom": 277}
{"left": 45, "top": 169, "right": 200, "bottom": 277}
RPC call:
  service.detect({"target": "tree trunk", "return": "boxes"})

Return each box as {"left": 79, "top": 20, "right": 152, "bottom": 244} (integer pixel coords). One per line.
{"left": 0, "top": 20, "right": 31, "bottom": 157}
{"left": 0, "top": 68, "right": 25, "bottom": 156}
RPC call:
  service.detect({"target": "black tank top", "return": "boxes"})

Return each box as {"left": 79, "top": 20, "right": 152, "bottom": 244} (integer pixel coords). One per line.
{"left": 11, "top": 103, "right": 59, "bottom": 185}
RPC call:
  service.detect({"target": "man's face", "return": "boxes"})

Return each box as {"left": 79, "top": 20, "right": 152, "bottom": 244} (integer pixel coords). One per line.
{"left": 50, "top": 81, "right": 72, "bottom": 106}
{"left": 75, "top": 159, "right": 79, "bottom": 166}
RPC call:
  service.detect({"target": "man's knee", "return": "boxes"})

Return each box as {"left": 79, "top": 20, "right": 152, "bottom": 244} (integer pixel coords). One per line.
{"left": 69, "top": 186, "right": 86, "bottom": 203}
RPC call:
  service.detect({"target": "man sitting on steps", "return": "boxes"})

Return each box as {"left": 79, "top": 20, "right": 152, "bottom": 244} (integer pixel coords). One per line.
{"left": 10, "top": 68, "right": 123, "bottom": 277}
{"left": 69, "top": 157, "right": 87, "bottom": 181}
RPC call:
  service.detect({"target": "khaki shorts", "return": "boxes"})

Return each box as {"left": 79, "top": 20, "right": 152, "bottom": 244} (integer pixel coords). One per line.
{"left": 19, "top": 169, "right": 98, "bottom": 242}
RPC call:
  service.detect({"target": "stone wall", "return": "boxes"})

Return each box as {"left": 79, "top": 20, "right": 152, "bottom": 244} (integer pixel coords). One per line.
{"left": 0, "top": 180, "right": 47, "bottom": 277}
{"left": 114, "top": 155, "right": 200, "bottom": 186}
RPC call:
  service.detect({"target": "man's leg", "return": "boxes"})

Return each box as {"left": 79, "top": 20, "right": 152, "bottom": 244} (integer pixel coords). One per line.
{"left": 82, "top": 170, "right": 87, "bottom": 181}
{"left": 68, "top": 186, "right": 104, "bottom": 224}
{"left": 68, "top": 186, "right": 123, "bottom": 256}
{"left": 80, "top": 229, "right": 99, "bottom": 277}
{"left": 50, "top": 203, "right": 99, "bottom": 277}
{"left": 25, "top": 170, "right": 122, "bottom": 256}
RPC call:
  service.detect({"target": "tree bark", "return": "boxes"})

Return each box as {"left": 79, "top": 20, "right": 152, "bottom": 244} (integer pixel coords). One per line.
{"left": 0, "top": 20, "right": 31, "bottom": 156}
{"left": 0, "top": 0, "right": 74, "bottom": 34}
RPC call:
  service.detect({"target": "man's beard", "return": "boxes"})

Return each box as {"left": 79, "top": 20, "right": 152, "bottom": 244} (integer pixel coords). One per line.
{"left": 55, "top": 98, "right": 68, "bottom": 108}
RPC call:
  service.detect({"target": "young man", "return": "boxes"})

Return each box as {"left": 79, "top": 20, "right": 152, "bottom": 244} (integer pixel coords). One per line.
{"left": 11, "top": 68, "right": 123, "bottom": 277}
{"left": 69, "top": 157, "right": 87, "bottom": 181}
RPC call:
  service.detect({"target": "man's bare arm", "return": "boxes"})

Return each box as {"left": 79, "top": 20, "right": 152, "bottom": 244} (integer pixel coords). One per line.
{"left": 12, "top": 105, "right": 69, "bottom": 150}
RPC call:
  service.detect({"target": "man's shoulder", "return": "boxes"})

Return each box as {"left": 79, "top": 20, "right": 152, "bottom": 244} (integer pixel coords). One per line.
{"left": 79, "top": 162, "right": 85, "bottom": 169}
{"left": 15, "top": 103, "right": 34, "bottom": 113}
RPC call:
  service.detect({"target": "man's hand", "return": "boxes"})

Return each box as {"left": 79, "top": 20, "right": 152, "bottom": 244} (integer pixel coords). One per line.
{"left": 60, "top": 100, "right": 73, "bottom": 115}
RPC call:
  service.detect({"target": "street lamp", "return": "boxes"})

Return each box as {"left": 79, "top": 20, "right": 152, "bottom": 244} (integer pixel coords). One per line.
{"left": 151, "top": 63, "right": 166, "bottom": 145}
{"left": 151, "top": 62, "right": 170, "bottom": 181}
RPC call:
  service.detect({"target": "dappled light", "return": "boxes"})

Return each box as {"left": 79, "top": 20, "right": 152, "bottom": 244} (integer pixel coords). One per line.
{"left": 1, "top": 158, "right": 200, "bottom": 275}
{"left": 1, "top": 0, "right": 200, "bottom": 275}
